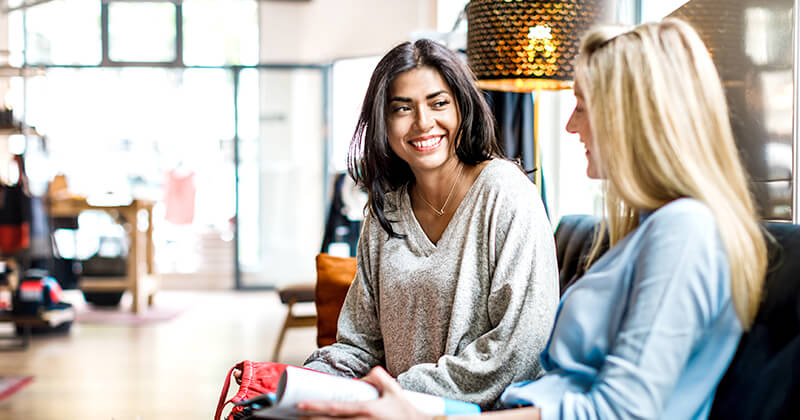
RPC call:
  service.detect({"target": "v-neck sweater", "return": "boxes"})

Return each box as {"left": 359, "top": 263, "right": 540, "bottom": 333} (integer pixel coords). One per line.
{"left": 304, "top": 158, "right": 560, "bottom": 409}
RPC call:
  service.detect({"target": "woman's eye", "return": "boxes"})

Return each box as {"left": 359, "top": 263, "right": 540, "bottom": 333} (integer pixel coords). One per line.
{"left": 392, "top": 105, "right": 411, "bottom": 113}
{"left": 432, "top": 100, "right": 449, "bottom": 108}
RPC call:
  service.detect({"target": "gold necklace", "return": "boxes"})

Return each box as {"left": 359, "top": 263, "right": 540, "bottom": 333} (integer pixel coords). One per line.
{"left": 416, "top": 163, "right": 465, "bottom": 216}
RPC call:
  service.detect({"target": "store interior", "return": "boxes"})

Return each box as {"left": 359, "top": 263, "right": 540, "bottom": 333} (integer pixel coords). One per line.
{"left": 0, "top": 0, "right": 794, "bottom": 419}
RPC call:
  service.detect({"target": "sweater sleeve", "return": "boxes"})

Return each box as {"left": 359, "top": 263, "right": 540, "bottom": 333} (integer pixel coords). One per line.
{"left": 396, "top": 184, "right": 560, "bottom": 409}
{"left": 304, "top": 217, "right": 385, "bottom": 378}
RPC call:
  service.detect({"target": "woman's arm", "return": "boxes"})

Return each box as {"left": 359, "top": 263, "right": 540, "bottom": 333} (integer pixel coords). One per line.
{"left": 299, "top": 367, "right": 542, "bottom": 420}
{"left": 304, "top": 218, "right": 385, "bottom": 378}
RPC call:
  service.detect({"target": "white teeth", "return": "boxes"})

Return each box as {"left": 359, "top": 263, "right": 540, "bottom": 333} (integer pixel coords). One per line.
{"left": 412, "top": 136, "right": 443, "bottom": 148}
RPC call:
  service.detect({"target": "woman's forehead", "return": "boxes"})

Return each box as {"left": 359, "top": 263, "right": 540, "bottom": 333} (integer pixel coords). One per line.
{"left": 389, "top": 66, "right": 452, "bottom": 97}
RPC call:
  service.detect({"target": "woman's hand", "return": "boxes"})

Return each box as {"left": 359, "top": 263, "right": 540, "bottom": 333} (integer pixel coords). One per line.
{"left": 297, "top": 366, "right": 431, "bottom": 420}
{"left": 233, "top": 368, "right": 242, "bottom": 385}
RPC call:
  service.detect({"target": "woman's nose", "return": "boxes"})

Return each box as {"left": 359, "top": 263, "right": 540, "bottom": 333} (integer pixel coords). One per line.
{"left": 415, "top": 107, "right": 434, "bottom": 131}
{"left": 565, "top": 111, "right": 577, "bottom": 134}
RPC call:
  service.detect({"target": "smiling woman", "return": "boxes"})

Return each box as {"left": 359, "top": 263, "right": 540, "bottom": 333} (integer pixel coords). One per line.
{"left": 302, "top": 39, "right": 560, "bottom": 410}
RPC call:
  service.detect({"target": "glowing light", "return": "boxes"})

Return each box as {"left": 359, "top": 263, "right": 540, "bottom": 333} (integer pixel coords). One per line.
{"left": 528, "top": 25, "right": 553, "bottom": 40}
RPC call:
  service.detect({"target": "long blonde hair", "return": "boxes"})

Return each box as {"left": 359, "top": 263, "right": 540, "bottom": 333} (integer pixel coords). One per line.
{"left": 578, "top": 18, "right": 767, "bottom": 329}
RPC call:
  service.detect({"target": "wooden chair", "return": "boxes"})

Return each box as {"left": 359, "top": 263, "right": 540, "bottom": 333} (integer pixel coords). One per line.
{"left": 272, "top": 284, "right": 317, "bottom": 361}
{"left": 271, "top": 253, "right": 357, "bottom": 361}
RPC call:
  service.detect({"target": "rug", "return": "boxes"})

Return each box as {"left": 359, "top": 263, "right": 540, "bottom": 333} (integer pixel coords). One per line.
{"left": 75, "top": 306, "right": 184, "bottom": 325}
{"left": 0, "top": 376, "right": 32, "bottom": 401}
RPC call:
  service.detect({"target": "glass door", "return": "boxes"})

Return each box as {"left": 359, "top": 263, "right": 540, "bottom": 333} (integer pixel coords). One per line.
{"left": 237, "top": 67, "right": 327, "bottom": 288}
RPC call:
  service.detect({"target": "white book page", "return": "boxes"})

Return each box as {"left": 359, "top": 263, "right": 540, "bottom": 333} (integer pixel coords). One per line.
{"left": 254, "top": 366, "right": 378, "bottom": 419}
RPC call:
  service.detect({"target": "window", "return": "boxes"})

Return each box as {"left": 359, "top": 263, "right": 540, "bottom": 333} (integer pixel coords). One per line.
{"left": 183, "top": 0, "right": 259, "bottom": 66}
{"left": 10, "top": 0, "right": 102, "bottom": 65}
{"left": 107, "top": 2, "right": 178, "bottom": 63}
{"left": 330, "top": 56, "right": 380, "bottom": 173}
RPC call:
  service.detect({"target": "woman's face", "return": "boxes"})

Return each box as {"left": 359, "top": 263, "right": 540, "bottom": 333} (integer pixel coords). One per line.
{"left": 566, "top": 79, "right": 603, "bottom": 179}
{"left": 386, "top": 66, "right": 461, "bottom": 176}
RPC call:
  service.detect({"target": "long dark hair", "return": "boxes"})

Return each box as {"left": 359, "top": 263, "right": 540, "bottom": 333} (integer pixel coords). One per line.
{"left": 347, "top": 39, "right": 501, "bottom": 238}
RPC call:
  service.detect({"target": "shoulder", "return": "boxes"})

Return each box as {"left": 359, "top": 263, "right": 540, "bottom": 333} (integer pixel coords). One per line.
{"left": 631, "top": 198, "right": 724, "bottom": 264}
{"left": 643, "top": 198, "right": 716, "bottom": 237}
{"left": 470, "top": 160, "right": 549, "bottom": 233}
{"left": 480, "top": 158, "right": 531, "bottom": 183}
{"left": 475, "top": 159, "right": 537, "bottom": 198}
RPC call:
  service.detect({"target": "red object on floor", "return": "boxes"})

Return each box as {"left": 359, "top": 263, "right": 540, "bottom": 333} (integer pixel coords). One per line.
{"left": 0, "top": 375, "right": 33, "bottom": 401}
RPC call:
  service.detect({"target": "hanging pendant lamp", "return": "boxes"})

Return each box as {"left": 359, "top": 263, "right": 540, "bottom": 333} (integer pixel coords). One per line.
{"left": 466, "top": 0, "right": 608, "bottom": 92}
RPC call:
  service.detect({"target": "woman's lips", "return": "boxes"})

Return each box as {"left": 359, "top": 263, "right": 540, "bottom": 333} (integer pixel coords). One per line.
{"left": 409, "top": 135, "right": 444, "bottom": 151}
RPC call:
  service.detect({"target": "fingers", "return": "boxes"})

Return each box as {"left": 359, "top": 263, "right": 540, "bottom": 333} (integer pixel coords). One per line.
{"left": 361, "top": 366, "right": 403, "bottom": 395}
{"left": 233, "top": 369, "right": 242, "bottom": 385}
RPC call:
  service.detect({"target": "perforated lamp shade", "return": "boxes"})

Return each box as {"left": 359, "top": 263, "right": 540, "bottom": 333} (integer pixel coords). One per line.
{"left": 466, "top": 0, "right": 607, "bottom": 92}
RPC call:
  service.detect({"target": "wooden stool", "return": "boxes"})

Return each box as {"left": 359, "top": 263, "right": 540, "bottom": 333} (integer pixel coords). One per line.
{"left": 272, "top": 284, "right": 317, "bottom": 361}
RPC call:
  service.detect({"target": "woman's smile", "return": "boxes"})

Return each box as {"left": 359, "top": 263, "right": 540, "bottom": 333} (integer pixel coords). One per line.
{"left": 409, "top": 135, "right": 445, "bottom": 151}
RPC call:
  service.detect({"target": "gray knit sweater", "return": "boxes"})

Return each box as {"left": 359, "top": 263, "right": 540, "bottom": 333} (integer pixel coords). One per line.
{"left": 304, "top": 159, "right": 559, "bottom": 409}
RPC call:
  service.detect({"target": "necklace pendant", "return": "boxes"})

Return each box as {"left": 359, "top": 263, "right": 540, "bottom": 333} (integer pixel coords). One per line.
{"left": 417, "top": 163, "right": 464, "bottom": 217}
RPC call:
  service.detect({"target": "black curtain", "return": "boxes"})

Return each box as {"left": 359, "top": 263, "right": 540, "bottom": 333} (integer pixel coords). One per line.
{"left": 485, "top": 90, "right": 549, "bottom": 217}
{"left": 485, "top": 91, "right": 536, "bottom": 178}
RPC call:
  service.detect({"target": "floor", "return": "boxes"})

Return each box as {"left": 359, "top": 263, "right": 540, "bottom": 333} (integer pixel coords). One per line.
{"left": 0, "top": 290, "right": 318, "bottom": 420}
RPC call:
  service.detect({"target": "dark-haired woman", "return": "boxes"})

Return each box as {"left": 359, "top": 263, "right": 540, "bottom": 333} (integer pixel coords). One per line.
{"left": 303, "top": 39, "right": 559, "bottom": 409}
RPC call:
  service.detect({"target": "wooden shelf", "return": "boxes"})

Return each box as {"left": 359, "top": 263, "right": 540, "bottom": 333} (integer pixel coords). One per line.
{"left": 80, "top": 277, "right": 130, "bottom": 291}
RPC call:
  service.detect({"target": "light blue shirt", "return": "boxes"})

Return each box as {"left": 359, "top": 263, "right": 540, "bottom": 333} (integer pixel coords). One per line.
{"left": 501, "top": 198, "right": 743, "bottom": 419}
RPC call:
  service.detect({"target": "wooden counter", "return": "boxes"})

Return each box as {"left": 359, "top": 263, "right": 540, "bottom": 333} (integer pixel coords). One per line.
{"left": 48, "top": 197, "right": 158, "bottom": 313}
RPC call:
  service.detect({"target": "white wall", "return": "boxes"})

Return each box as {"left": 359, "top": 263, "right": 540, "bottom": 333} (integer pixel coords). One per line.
{"left": 258, "top": 0, "right": 437, "bottom": 63}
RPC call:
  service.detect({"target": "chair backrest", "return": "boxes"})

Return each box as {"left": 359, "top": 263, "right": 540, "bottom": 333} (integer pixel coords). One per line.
{"left": 709, "top": 222, "right": 800, "bottom": 419}
{"left": 554, "top": 215, "right": 800, "bottom": 418}
{"left": 314, "top": 253, "right": 357, "bottom": 347}
{"left": 553, "top": 214, "right": 605, "bottom": 295}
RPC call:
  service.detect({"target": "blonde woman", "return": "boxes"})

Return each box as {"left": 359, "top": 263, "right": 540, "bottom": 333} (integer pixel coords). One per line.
{"left": 297, "top": 18, "right": 768, "bottom": 420}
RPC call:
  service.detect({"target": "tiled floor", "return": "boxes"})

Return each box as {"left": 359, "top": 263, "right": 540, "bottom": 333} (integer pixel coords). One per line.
{"left": 0, "top": 290, "right": 318, "bottom": 420}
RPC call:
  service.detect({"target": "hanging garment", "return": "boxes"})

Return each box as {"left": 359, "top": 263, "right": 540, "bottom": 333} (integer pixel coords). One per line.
{"left": 320, "top": 173, "right": 365, "bottom": 257}
{"left": 0, "top": 155, "right": 31, "bottom": 255}
{"left": 163, "top": 169, "right": 196, "bottom": 225}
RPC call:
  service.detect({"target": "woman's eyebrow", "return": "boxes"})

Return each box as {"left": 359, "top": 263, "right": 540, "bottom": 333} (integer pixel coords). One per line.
{"left": 425, "top": 90, "right": 447, "bottom": 99}
{"left": 389, "top": 90, "right": 448, "bottom": 103}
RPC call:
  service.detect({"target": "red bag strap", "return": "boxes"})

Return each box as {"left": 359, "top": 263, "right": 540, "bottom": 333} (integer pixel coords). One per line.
{"left": 233, "top": 360, "right": 256, "bottom": 403}
{"left": 215, "top": 361, "right": 246, "bottom": 420}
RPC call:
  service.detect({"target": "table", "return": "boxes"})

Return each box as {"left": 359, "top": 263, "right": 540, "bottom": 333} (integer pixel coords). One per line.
{"left": 48, "top": 197, "right": 159, "bottom": 313}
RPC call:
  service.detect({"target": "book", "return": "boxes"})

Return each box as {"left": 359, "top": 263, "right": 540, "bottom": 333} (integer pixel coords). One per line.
{"left": 249, "top": 366, "right": 481, "bottom": 419}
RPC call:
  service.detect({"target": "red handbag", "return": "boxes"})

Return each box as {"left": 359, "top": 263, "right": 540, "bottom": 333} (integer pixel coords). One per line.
{"left": 215, "top": 360, "right": 288, "bottom": 420}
